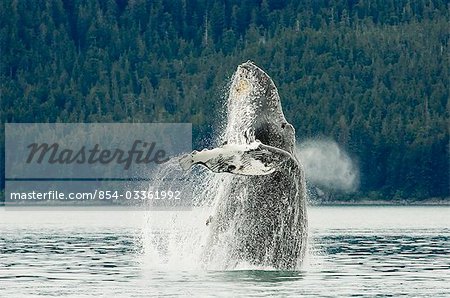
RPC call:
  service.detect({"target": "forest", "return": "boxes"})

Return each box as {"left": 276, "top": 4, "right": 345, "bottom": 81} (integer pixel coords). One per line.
{"left": 1, "top": 0, "right": 449, "bottom": 201}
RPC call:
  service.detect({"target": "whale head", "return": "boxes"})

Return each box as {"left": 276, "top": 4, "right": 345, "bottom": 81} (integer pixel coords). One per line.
{"left": 226, "top": 61, "right": 295, "bottom": 154}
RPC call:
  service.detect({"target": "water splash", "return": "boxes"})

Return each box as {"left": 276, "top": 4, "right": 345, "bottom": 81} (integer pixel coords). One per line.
{"left": 223, "top": 70, "right": 258, "bottom": 144}
{"left": 139, "top": 139, "right": 225, "bottom": 270}
{"left": 295, "top": 140, "right": 359, "bottom": 192}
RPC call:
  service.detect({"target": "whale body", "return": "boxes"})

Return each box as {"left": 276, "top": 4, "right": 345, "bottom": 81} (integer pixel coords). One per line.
{"left": 180, "top": 61, "right": 307, "bottom": 270}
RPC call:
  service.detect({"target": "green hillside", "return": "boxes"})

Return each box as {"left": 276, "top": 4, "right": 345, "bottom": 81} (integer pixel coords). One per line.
{"left": 1, "top": 0, "right": 449, "bottom": 200}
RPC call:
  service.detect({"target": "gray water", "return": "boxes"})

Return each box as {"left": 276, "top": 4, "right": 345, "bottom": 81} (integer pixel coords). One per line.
{"left": 0, "top": 206, "right": 449, "bottom": 297}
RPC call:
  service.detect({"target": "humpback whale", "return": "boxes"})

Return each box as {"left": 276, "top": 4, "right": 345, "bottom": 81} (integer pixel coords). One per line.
{"left": 180, "top": 61, "right": 307, "bottom": 270}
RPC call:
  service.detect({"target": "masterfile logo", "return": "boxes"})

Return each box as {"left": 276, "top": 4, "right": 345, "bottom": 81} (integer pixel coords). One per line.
{"left": 25, "top": 140, "right": 169, "bottom": 170}
{"left": 6, "top": 123, "right": 191, "bottom": 179}
{"left": 4, "top": 123, "right": 193, "bottom": 209}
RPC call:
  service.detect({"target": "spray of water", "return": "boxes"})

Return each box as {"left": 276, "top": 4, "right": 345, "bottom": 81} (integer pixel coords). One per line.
{"left": 139, "top": 73, "right": 244, "bottom": 269}
{"left": 295, "top": 140, "right": 359, "bottom": 192}
{"left": 139, "top": 159, "right": 216, "bottom": 270}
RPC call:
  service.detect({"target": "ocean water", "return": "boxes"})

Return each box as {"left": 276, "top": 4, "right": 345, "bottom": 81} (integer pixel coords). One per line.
{"left": 0, "top": 206, "right": 449, "bottom": 297}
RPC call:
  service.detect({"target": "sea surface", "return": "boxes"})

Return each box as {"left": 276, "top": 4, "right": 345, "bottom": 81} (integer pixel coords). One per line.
{"left": 0, "top": 206, "right": 449, "bottom": 297}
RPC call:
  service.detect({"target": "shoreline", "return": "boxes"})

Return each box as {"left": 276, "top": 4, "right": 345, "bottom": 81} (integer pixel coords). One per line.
{"left": 1, "top": 200, "right": 449, "bottom": 208}
{"left": 309, "top": 198, "right": 450, "bottom": 206}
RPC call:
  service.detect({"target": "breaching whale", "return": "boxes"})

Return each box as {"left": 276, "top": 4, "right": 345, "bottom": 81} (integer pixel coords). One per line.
{"left": 180, "top": 61, "right": 307, "bottom": 270}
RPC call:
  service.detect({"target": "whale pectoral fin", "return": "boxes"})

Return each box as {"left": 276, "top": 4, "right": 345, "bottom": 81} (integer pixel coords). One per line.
{"left": 179, "top": 142, "right": 294, "bottom": 176}
{"left": 179, "top": 144, "right": 271, "bottom": 174}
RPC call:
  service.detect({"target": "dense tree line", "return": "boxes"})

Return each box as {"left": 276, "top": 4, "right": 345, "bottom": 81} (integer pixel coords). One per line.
{"left": 1, "top": 0, "right": 448, "bottom": 200}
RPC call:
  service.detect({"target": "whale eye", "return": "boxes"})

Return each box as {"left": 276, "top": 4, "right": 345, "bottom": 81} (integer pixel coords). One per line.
{"left": 227, "top": 165, "right": 236, "bottom": 171}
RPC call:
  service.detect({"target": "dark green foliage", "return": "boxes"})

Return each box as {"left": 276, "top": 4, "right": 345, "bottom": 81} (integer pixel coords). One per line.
{"left": 1, "top": 0, "right": 448, "bottom": 200}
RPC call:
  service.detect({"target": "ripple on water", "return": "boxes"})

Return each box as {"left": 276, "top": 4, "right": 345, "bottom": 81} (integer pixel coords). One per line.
{"left": 0, "top": 207, "right": 449, "bottom": 297}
